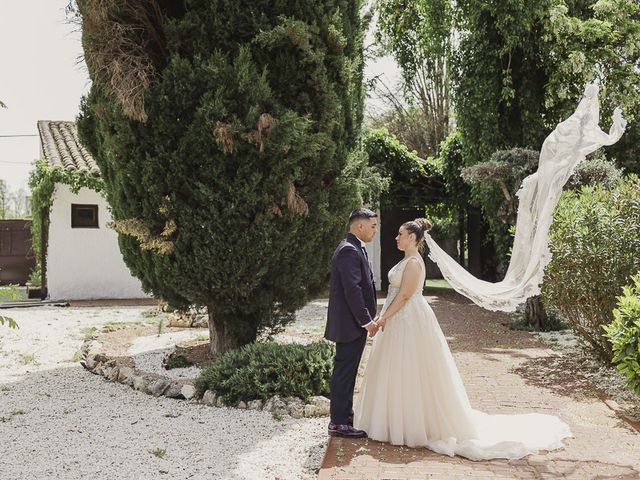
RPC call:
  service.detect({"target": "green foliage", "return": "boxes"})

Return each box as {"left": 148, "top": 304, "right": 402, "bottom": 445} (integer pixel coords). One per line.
{"left": 566, "top": 151, "right": 623, "bottom": 190}
{"left": 542, "top": 0, "right": 640, "bottom": 172}
{"left": 77, "top": 1, "right": 367, "bottom": 349}
{"left": 195, "top": 341, "right": 335, "bottom": 404}
{"left": 435, "top": 131, "right": 468, "bottom": 207}
{"left": 28, "top": 159, "right": 104, "bottom": 265}
{"left": 455, "top": 1, "right": 552, "bottom": 167}
{"left": 374, "top": 0, "right": 454, "bottom": 155}
{"left": 164, "top": 354, "right": 191, "bottom": 369}
{"left": 543, "top": 176, "right": 640, "bottom": 360}
{"left": 0, "top": 316, "right": 18, "bottom": 329}
{"left": 604, "top": 273, "right": 640, "bottom": 394}
{"left": 27, "top": 266, "right": 41, "bottom": 288}
{"left": 0, "top": 286, "right": 20, "bottom": 328}
{"left": 461, "top": 147, "right": 539, "bottom": 264}
{"left": 363, "top": 128, "right": 443, "bottom": 209}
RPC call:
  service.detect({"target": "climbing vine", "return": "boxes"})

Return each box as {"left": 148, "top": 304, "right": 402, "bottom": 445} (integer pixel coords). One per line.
{"left": 28, "top": 159, "right": 104, "bottom": 269}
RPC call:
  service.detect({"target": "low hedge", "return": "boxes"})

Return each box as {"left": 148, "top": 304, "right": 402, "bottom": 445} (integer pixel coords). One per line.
{"left": 195, "top": 341, "right": 335, "bottom": 404}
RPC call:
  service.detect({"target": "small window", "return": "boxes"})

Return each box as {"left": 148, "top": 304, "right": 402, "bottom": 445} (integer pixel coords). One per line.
{"left": 71, "top": 204, "right": 99, "bottom": 228}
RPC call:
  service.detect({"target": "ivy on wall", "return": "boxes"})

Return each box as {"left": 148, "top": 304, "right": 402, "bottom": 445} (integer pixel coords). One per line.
{"left": 28, "top": 159, "right": 105, "bottom": 276}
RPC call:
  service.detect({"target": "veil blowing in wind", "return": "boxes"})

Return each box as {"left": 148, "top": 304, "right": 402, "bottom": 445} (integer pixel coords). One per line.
{"left": 425, "top": 83, "right": 627, "bottom": 312}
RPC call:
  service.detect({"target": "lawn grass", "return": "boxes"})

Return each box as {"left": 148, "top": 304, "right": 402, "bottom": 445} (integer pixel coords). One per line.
{"left": 424, "top": 278, "right": 454, "bottom": 291}
{"left": 0, "top": 285, "right": 28, "bottom": 302}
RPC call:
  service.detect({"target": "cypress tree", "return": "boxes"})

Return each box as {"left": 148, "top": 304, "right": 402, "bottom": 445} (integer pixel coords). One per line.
{"left": 76, "top": 0, "right": 366, "bottom": 355}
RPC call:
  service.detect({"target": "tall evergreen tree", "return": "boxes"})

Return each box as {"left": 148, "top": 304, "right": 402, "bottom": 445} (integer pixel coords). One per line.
{"left": 76, "top": 0, "right": 366, "bottom": 355}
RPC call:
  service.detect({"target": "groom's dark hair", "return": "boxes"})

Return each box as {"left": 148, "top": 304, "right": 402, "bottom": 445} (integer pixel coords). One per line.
{"left": 348, "top": 207, "right": 377, "bottom": 225}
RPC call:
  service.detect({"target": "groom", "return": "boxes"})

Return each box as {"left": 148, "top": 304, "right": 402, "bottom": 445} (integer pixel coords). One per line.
{"left": 325, "top": 208, "right": 379, "bottom": 438}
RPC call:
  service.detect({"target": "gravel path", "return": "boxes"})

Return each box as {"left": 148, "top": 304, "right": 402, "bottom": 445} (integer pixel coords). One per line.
{"left": 0, "top": 304, "right": 329, "bottom": 480}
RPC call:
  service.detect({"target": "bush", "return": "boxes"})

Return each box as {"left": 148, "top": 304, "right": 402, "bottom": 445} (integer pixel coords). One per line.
{"left": 542, "top": 176, "right": 640, "bottom": 360}
{"left": 363, "top": 128, "right": 444, "bottom": 209}
{"left": 604, "top": 274, "right": 640, "bottom": 394}
{"left": 566, "top": 151, "right": 623, "bottom": 190}
{"left": 195, "top": 341, "right": 335, "bottom": 404}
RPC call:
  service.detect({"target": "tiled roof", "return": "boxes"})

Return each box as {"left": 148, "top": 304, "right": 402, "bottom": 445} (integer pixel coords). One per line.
{"left": 37, "top": 120, "right": 100, "bottom": 173}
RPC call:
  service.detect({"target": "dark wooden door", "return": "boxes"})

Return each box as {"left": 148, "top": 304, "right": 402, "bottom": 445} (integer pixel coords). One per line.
{"left": 0, "top": 220, "right": 35, "bottom": 285}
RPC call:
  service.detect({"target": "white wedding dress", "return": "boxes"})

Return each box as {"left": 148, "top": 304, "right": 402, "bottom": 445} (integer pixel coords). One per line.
{"left": 354, "top": 255, "right": 572, "bottom": 461}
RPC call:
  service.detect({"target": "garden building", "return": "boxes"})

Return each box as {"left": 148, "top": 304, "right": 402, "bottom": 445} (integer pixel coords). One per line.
{"left": 34, "top": 120, "right": 150, "bottom": 301}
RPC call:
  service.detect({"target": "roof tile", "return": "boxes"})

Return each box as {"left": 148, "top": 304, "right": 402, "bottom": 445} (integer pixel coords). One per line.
{"left": 37, "top": 120, "right": 100, "bottom": 174}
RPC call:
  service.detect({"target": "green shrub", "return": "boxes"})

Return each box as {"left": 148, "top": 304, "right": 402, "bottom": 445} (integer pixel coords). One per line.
{"left": 543, "top": 176, "right": 640, "bottom": 360}
{"left": 566, "top": 151, "right": 623, "bottom": 190}
{"left": 165, "top": 354, "right": 192, "bottom": 370}
{"left": 195, "top": 341, "right": 335, "bottom": 404}
{"left": 604, "top": 274, "right": 640, "bottom": 394}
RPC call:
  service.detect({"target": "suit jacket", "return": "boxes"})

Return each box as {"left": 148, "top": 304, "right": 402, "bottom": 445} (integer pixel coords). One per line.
{"left": 325, "top": 233, "right": 377, "bottom": 343}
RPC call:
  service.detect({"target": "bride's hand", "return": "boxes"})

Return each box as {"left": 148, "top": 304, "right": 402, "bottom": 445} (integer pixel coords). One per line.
{"left": 377, "top": 316, "right": 387, "bottom": 332}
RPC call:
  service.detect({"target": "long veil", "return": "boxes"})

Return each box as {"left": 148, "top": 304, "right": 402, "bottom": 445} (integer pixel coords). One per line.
{"left": 426, "top": 83, "right": 627, "bottom": 312}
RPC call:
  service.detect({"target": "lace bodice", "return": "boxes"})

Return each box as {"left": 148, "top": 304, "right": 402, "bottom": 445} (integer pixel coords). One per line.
{"left": 387, "top": 255, "right": 426, "bottom": 295}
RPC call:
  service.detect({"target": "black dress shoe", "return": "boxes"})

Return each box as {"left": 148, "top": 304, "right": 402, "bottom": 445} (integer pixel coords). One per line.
{"left": 328, "top": 423, "right": 367, "bottom": 438}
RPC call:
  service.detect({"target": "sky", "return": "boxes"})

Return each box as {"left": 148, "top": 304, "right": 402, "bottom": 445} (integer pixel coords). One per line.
{"left": 0, "top": 2, "right": 399, "bottom": 194}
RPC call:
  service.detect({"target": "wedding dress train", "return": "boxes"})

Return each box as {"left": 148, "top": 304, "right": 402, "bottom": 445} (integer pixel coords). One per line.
{"left": 354, "top": 256, "right": 572, "bottom": 461}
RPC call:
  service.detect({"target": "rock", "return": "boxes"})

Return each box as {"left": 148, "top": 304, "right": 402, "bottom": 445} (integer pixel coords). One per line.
{"left": 264, "top": 395, "right": 287, "bottom": 413}
{"left": 181, "top": 384, "right": 197, "bottom": 400}
{"left": 247, "top": 399, "right": 263, "bottom": 410}
{"left": 237, "top": 401, "right": 247, "bottom": 409}
{"left": 215, "top": 396, "right": 225, "bottom": 408}
{"left": 309, "top": 396, "right": 330, "bottom": 416}
{"left": 93, "top": 353, "right": 109, "bottom": 364}
{"left": 106, "top": 366, "right": 120, "bottom": 382}
{"left": 202, "top": 390, "right": 217, "bottom": 406}
{"left": 133, "top": 376, "right": 149, "bottom": 392}
{"left": 164, "top": 383, "right": 183, "bottom": 398}
{"left": 150, "top": 379, "right": 171, "bottom": 397}
{"left": 84, "top": 354, "right": 97, "bottom": 370}
{"left": 91, "top": 362, "right": 103, "bottom": 375}
{"left": 168, "top": 316, "right": 192, "bottom": 328}
{"left": 289, "top": 403, "right": 304, "bottom": 419}
{"left": 303, "top": 404, "right": 317, "bottom": 417}
{"left": 191, "top": 315, "right": 208, "bottom": 328}
{"left": 100, "top": 366, "right": 112, "bottom": 379}
{"left": 117, "top": 367, "right": 135, "bottom": 385}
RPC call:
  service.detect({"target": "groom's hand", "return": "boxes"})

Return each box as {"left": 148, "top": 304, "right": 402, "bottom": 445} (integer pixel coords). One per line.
{"left": 365, "top": 322, "right": 378, "bottom": 337}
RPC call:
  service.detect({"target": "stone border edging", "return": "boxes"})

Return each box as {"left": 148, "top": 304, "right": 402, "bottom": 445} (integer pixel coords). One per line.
{"left": 79, "top": 336, "right": 331, "bottom": 419}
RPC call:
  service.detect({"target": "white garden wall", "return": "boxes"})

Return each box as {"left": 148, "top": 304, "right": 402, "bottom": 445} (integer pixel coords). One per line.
{"left": 46, "top": 184, "right": 150, "bottom": 300}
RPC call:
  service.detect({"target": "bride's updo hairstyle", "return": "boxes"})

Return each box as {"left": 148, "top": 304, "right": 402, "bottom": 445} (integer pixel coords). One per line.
{"left": 402, "top": 218, "right": 433, "bottom": 253}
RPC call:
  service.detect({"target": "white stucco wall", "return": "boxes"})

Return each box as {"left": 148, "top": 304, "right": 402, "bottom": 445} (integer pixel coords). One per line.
{"left": 46, "top": 184, "right": 151, "bottom": 300}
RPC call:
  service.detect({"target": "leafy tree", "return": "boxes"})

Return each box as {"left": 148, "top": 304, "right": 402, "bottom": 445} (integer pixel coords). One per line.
{"left": 379, "top": 0, "right": 640, "bottom": 276}
{"left": 374, "top": 0, "right": 454, "bottom": 157}
{"left": 542, "top": 0, "right": 640, "bottom": 172}
{"left": 76, "top": 0, "right": 368, "bottom": 356}
{"left": 363, "top": 128, "right": 442, "bottom": 210}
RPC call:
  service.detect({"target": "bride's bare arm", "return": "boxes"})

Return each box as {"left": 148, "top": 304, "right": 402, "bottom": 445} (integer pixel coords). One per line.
{"left": 377, "top": 259, "right": 422, "bottom": 331}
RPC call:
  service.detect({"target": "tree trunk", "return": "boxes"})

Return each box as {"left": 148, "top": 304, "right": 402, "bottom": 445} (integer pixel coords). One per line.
{"left": 524, "top": 295, "right": 547, "bottom": 330}
{"left": 458, "top": 208, "right": 466, "bottom": 267}
{"left": 207, "top": 308, "right": 237, "bottom": 359}
{"left": 467, "top": 207, "right": 482, "bottom": 277}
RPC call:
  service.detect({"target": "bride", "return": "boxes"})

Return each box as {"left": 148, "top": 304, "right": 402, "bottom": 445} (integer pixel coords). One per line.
{"left": 354, "top": 218, "right": 573, "bottom": 461}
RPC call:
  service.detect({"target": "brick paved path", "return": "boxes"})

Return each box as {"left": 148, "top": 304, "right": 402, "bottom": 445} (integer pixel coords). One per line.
{"left": 319, "top": 292, "right": 640, "bottom": 480}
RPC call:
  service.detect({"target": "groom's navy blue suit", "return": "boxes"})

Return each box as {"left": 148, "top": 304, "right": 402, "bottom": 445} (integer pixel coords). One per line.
{"left": 325, "top": 233, "right": 377, "bottom": 425}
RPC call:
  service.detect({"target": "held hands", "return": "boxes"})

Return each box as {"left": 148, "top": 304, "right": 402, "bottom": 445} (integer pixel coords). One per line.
{"left": 374, "top": 314, "right": 387, "bottom": 332}
{"left": 364, "top": 321, "right": 379, "bottom": 338}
